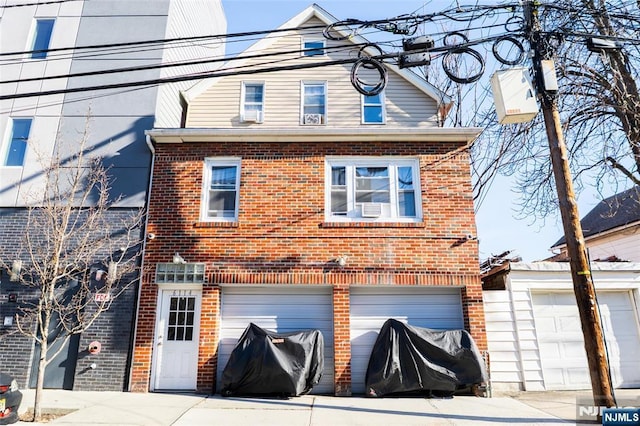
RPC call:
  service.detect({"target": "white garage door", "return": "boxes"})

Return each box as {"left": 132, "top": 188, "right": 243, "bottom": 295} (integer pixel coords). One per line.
{"left": 349, "top": 286, "right": 464, "bottom": 394}
{"left": 532, "top": 291, "right": 640, "bottom": 390}
{"left": 218, "top": 286, "right": 334, "bottom": 394}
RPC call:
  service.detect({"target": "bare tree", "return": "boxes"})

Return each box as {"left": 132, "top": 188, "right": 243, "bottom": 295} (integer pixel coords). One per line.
{"left": 0, "top": 127, "right": 144, "bottom": 421}
{"left": 474, "top": 0, "right": 640, "bottom": 217}
{"left": 470, "top": 0, "right": 640, "bottom": 218}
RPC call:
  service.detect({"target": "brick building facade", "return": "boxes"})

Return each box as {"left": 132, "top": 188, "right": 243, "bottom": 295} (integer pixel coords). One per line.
{"left": 0, "top": 0, "right": 225, "bottom": 391}
{"left": 131, "top": 139, "right": 486, "bottom": 394}
{"left": 130, "top": 5, "right": 487, "bottom": 395}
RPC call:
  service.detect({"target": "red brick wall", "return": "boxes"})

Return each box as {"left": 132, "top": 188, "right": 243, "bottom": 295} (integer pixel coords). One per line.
{"left": 131, "top": 140, "right": 486, "bottom": 394}
{"left": 333, "top": 282, "right": 351, "bottom": 396}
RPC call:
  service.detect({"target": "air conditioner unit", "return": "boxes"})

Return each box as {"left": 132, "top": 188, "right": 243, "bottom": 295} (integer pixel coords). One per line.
{"left": 303, "top": 113, "right": 322, "bottom": 125}
{"left": 361, "top": 203, "right": 383, "bottom": 218}
{"left": 243, "top": 110, "right": 263, "bottom": 123}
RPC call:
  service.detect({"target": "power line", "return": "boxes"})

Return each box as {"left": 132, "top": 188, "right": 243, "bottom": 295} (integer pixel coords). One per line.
{"left": 0, "top": 25, "right": 525, "bottom": 100}
{"left": 0, "top": 55, "right": 365, "bottom": 100}
{"left": 0, "top": 85, "right": 153, "bottom": 115}
{"left": 0, "top": 24, "right": 328, "bottom": 59}
{"left": 4, "top": 1, "right": 639, "bottom": 103}
{"left": 0, "top": 43, "right": 362, "bottom": 85}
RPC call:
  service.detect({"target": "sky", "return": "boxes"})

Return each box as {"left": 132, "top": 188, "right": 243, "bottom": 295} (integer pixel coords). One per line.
{"left": 220, "top": 0, "right": 614, "bottom": 262}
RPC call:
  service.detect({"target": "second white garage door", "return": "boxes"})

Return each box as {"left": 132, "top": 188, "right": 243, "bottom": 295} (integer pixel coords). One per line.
{"left": 532, "top": 291, "right": 640, "bottom": 390}
{"left": 349, "top": 286, "right": 465, "bottom": 394}
{"left": 217, "top": 286, "right": 334, "bottom": 394}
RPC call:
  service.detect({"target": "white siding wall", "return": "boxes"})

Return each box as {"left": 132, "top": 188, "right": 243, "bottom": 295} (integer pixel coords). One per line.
{"left": 186, "top": 18, "right": 439, "bottom": 128}
{"left": 586, "top": 229, "right": 640, "bottom": 262}
{"left": 483, "top": 290, "right": 523, "bottom": 390}
{"left": 483, "top": 285, "right": 545, "bottom": 391}
{"left": 483, "top": 262, "right": 640, "bottom": 392}
{"left": 155, "top": 0, "right": 227, "bottom": 128}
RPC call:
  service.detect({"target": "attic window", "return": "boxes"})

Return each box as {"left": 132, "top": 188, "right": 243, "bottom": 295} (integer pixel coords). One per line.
{"left": 303, "top": 39, "right": 325, "bottom": 56}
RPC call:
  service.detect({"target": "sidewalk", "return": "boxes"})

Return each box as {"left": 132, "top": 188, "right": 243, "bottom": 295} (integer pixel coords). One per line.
{"left": 14, "top": 388, "right": 593, "bottom": 426}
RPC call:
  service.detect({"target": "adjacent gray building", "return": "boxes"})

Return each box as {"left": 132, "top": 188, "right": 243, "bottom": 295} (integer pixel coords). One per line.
{"left": 0, "top": 0, "right": 226, "bottom": 391}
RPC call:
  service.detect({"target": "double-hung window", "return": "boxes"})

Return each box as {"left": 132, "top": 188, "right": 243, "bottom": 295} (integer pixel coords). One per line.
{"left": 302, "top": 82, "right": 326, "bottom": 125}
{"left": 30, "top": 19, "right": 55, "bottom": 59}
{"left": 303, "top": 39, "right": 325, "bottom": 57}
{"left": 3, "top": 118, "right": 32, "bottom": 167}
{"left": 362, "top": 88, "right": 385, "bottom": 124}
{"left": 201, "top": 158, "right": 241, "bottom": 222}
{"left": 326, "top": 157, "right": 421, "bottom": 222}
{"left": 241, "top": 82, "right": 264, "bottom": 123}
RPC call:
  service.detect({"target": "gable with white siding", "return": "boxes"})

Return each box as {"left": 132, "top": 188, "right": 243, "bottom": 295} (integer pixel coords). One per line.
{"left": 184, "top": 6, "right": 449, "bottom": 129}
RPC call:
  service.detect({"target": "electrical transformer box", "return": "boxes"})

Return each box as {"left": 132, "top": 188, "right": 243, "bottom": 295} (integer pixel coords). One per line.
{"left": 490, "top": 67, "right": 539, "bottom": 124}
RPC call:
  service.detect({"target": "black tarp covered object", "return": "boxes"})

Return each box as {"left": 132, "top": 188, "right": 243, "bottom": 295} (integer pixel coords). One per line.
{"left": 220, "top": 323, "right": 324, "bottom": 396}
{"left": 365, "top": 319, "right": 487, "bottom": 397}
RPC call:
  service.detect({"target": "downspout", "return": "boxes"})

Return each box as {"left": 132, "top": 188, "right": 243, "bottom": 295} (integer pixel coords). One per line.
{"left": 126, "top": 134, "right": 156, "bottom": 391}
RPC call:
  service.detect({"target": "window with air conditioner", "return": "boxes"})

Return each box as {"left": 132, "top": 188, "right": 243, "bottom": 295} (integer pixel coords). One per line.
{"left": 241, "top": 82, "right": 264, "bottom": 123}
{"left": 301, "top": 82, "right": 326, "bottom": 125}
{"left": 201, "top": 158, "right": 241, "bottom": 222}
{"left": 326, "top": 157, "right": 421, "bottom": 222}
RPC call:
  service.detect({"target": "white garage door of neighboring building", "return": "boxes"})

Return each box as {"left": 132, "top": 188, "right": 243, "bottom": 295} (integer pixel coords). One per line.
{"left": 532, "top": 291, "right": 640, "bottom": 390}
{"left": 218, "top": 286, "right": 334, "bottom": 394}
{"left": 349, "top": 286, "right": 465, "bottom": 394}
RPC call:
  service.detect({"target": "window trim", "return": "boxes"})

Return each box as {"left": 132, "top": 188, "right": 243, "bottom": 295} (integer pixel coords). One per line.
{"left": 302, "top": 38, "right": 326, "bottom": 57}
{"left": 324, "top": 156, "right": 423, "bottom": 223}
{"left": 200, "top": 157, "right": 241, "bottom": 223}
{"left": 361, "top": 89, "right": 386, "bottom": 124}
{"left": 2, "top": 118, "right": 33, "bottom": 167}
{"left": 240, "top": 81, "right": 265, "bottom": 123}
{"left": 301, "top": 81, "right": 327, "bottom": 125}
{"left": 28, "top": 18, "right": 55, "bottom": 59}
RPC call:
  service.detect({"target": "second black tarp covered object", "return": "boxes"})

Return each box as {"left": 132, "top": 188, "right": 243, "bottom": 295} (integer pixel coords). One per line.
{"left": 365, "top": 319, "right": 487, "bottom": 397}
{"left": 220, "top": 323, "right": 324, "bottom": 396}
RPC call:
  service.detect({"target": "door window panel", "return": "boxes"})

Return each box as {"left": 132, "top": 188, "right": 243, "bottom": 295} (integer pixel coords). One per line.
{"left": 167, "top": 296, "right": 196, "bottom": 342}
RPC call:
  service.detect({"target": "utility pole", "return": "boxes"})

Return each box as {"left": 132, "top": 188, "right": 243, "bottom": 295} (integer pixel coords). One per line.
{"left": 523, "top": 0, "right": 615, "bottom": 411}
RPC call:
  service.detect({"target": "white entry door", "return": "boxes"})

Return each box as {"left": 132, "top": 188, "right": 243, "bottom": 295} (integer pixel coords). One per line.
{"left": 155, "top": 289, "right": 201, "bottom": 390}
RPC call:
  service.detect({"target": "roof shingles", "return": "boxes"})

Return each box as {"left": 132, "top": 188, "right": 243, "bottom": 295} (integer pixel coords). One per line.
{"left": 553, "top": 186, "right": 640, "bottom": 247}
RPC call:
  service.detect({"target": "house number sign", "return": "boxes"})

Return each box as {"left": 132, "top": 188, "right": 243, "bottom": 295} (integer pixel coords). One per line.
{"left": 172, "top": 290, "right": 193, "bottom": 296}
